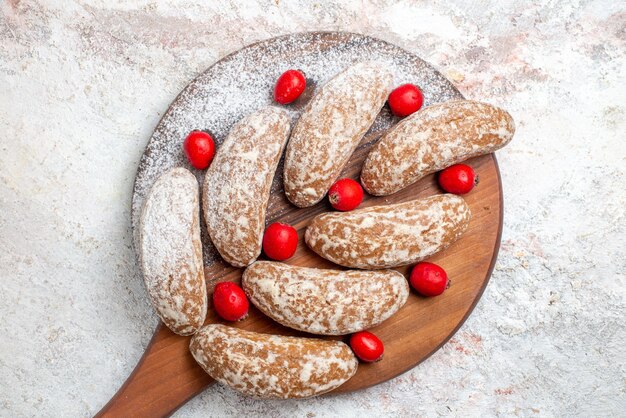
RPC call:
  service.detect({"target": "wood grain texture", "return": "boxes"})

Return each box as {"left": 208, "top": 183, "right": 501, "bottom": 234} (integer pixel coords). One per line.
{"left": 97, "top": 32, "right": 503, "bottom": 418}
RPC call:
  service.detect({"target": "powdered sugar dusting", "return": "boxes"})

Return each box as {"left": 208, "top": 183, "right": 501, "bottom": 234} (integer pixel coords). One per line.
{"left": 242, "top": 261, "right": 409, "bottom": 335}
{"left": 139, "top": 168, "right": 207, "bottom": 335}
{"left": 283, "top": 62, "right": 393, "bottom": 207}
{"left": 189, "top": 324, "right": 358, "bottom": 399}
{"left": 305, "top": 194, "right": 471, "bottom": 269}
{"left": 362, "top": 100, "right": 515, "bottom": 195}
{"left": 131, "top": 32, "right": 462, "bottom": 268}
{"left": 202, "top": 107, "right": 290, "bottom": 267}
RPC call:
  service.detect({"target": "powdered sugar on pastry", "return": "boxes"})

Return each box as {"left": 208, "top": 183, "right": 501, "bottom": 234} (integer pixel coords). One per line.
{"left": 139, "top": 168, "right": 207, "bottom": 336}
{"left": 283, "top": 62, "right": 393, "bottom": 207}
{"left": 202, "top": 107, "right": 291, "bottom": 267}
{"left": 242, "top": 261, "right": 409, "bottom": 335}
{"left": 305, "top": 194, "right": 471, "bottom": 269}
{"left": 361, "top": 100, "right": 515, "bottom": 196}
{"left": 189, "top": 324, "right": 358, "bottom": 399}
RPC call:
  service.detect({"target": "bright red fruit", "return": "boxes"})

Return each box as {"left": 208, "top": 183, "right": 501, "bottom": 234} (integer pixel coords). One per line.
{"left": 438, "top": 164, "right": 477, "bottom": 194}
{"left": 262, "top": 222, "right": 298, "bottom": 261}
{"left": 328, "top": 178, "right": 364, "bottom": 211}
{"left": 183, "top": 131, "right": 215, "bottom": 170}
{"left": 350, "top": 331, "right": 384, "bottom": 362}
{"left": 213, "top": 282, "right": 249, "bottom": 321}
{"left": 410, "top": 262, "right": 449, "bottom": 297}
{"left": 274, "top": 70, "right": 306, "bottom": 104}
{"left": 388, "top": 83, "right": 424, "bottom": 117}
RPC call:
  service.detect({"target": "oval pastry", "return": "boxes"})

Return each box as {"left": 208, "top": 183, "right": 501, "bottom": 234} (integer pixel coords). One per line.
{"left": 203, "top": 107, "right": 291, "bottom": 267}
{"left": 361, "top": 100, "right": 515, "bottom": 196}
{"left": 305, "top": 194, "right": 471, "bottom": 269}
{"left": 284, "top": 62, "right": 393, "bottom": 207}
{"left": 189, "top": 324, "right": 358, "bottom": 399}
{"left": 139, "top": 168, "right": 207, "bottom": 336}
{"left": 242, "top": 261, "right": 409, "bottom": 335}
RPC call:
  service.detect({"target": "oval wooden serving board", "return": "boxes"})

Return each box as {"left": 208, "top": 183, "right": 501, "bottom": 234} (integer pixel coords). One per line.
{"left": 97, "top": 32, "right": 503, "bottom": 417}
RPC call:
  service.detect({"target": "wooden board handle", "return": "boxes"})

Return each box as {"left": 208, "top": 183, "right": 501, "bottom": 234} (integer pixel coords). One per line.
{"left": 96, "top": 323, "right": 214, "bottom": 418}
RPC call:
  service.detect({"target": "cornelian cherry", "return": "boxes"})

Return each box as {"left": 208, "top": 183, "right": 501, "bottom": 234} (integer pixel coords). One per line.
{"left": 183, "top": 131, "right": 215, "bottom": 170}
{"left": 388, "top": 83, "right": 424, "bottom": 117}
{"left": 213, "top": 282, "right": 249, "bottom": 321}
{"left": 350, "top": 331, "right": 384, "bottom": 362}
{"left": 410, "top": 262, "right": 448, "bottom": 297}
{"left": 438, "top": 164, "right": 477, "bottom": 194}
{"left": 274, "top": 70, "right": 306, "bottom": 104}
{"left": 262, "top": 222, "right": 298, "bottom": 261}
{"left": 328, "top": 178, "right": 364, "bottom": 211}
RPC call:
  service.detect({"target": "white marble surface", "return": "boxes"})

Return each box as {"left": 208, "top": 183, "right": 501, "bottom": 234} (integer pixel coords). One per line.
{"left": 1, "top": 1, "right": 625, "bottom": 416}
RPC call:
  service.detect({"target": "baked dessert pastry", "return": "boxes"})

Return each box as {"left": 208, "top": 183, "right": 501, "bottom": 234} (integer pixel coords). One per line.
{"left": 190, "top": 324, "right": 358, "bottom": 399}
{"left": 242, "top": 261, "right": 409, "bottom": 335}
{"left": 305, "top": 194, "right": 471, "bottom": 269}
{"left": 283, "top": 62, "right": 393, "bottom": 207}
{"left": 203, "top": 107, "right": 291, "bottom": 267}
{"left": 139, "top": 167, "right": 207, "bottom": 335}
{"left": 361, "top": 100, "right": 515, "bottom": 196}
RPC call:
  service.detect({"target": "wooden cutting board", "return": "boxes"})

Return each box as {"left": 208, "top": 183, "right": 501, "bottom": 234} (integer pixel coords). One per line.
{"left": 97, "top": 32, "right": 503, "bottom": 417}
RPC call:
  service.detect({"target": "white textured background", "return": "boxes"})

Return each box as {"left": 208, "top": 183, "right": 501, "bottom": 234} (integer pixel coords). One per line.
{"left": 1, "top": 1, "right": 625, "bottom": 417}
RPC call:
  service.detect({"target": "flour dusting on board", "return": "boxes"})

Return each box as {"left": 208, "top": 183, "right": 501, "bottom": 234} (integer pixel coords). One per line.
{"left": 131, "top": 32, "right": 462, "bottom": 266}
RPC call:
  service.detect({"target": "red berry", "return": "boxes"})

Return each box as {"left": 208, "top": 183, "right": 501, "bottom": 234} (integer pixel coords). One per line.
{"left": 328, "top": 178, "right": 364, "bottom": 211}
{"left": 409, "top": 262, "right": 448, "bottom": 297}
{"left": 438, "top": 164, "right": 477, "bottom": 194}
{"left": 388, "top": 83, "right": 424, "bottom": 117}
{"left": 183, "top": 131, "right": 215, "bottom": 170}
{"left": 274, "top": 70, "right": 306, "bottom": 104}
{"left": 350, "top": 331, "right": 384, "bottom": 362}
{"left": 213, "top": 282, "right": 249, "bottom": 321}
{"left": 262, "top": 222, "right": 298, "bottom": 261}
